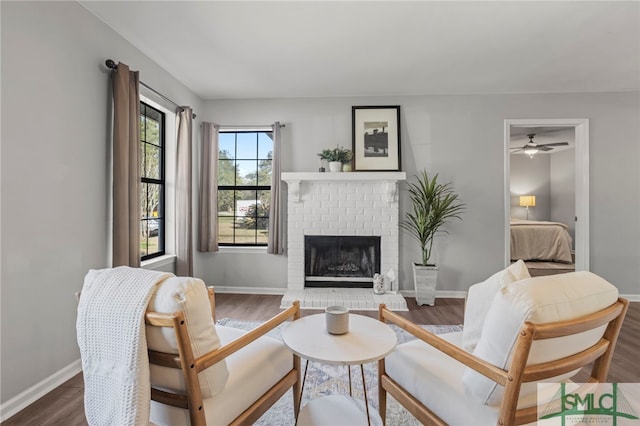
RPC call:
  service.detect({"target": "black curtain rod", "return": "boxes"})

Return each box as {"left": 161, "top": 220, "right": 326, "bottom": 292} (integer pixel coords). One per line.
{"left": 105, "top": 59, "right": 196, "bottom": 119}
{"left": 211, "top": 124, "right": 286, "bottom": 129}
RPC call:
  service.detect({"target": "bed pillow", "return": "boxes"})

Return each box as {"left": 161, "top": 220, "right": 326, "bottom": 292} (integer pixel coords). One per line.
{"left": 146, "top": 276, "right": 229, "bottom": 398}
{"left": 462, "top": 260, "right": 530, "bottom": 352}
{"left": 463, "top": 271, "right": 618, "bottom": 406}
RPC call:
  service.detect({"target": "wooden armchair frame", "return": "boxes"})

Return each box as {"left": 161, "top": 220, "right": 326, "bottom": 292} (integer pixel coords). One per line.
{"left": 146, "top": 288, "right": 301, "bottom": 426}
{"left": 378, "top": 298, "right": 629, "bottom": 426}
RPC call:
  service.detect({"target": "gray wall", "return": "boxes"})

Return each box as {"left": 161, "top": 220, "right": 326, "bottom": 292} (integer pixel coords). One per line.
{"left": 1, "top": 1, "right": 202, "bottom": 406}
{"left": 199, "top": 92, "right": 640, "bottom": 297}
{"left": 510, "top": 154, "right": 551, "bottom": 221}
{"left": 550, "top": 148, "right": 576, "bottom": 242}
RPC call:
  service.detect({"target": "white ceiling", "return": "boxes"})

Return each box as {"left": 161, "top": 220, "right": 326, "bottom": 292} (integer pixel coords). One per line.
{"left": 80, "top": 1, "right": 640, "bottom": 100}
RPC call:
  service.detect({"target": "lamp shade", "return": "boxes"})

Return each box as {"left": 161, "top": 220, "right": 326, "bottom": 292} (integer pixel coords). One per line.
{"left": 519, "top": 195, "right": 536, "bottom": 207}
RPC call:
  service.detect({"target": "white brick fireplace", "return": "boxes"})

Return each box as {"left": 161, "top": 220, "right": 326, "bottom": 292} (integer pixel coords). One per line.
{"left": 280, "top": 172, "right": 408, "bottom": 310}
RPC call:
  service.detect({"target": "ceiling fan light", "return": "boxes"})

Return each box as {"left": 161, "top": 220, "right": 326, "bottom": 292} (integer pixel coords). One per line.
{"left": 523, "top": 147, "right": 538, "bottom": 158}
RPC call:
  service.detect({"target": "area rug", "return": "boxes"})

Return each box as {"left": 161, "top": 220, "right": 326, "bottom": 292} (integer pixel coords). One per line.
{"left": 216, "top": 318, "right": 463, "bottom": 425}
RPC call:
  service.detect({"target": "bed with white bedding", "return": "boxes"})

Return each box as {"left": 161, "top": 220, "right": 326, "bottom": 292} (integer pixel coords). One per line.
{"left": 510, "top": 219, "right": 573, "bottom": 263}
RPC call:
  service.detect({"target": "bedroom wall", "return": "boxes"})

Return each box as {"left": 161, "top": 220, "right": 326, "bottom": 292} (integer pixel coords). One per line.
{"left": 509, "top": 154, "right": 551, "bottom": 221}
{"left": 550, "top": 148, "right": 576, "bottom": 242}
{"left": 509, "top": 148, "right": 576, "bottom": 248}
{"left": 1, "top": 1, "right": 203, "bottom": 411}
{"left": 199, "top": 91, "right": 640, "bottom": 298}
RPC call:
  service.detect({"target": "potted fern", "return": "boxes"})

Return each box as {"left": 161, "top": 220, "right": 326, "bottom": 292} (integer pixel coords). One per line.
{"left": 400, "top": 170, "right": 465, "bottom": 305}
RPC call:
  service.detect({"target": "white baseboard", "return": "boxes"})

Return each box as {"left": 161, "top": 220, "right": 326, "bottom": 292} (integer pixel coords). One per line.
{"left": 621, "top": 293, "right": 640, "bottom": 302}
{"left": 212, "top": 286, "right": 287, "bottom": 295}
{"left": 0, "top": 359, "right": 82, "bottom": 422}
{"left": 436, "top": 290, "right": 467, "bottom": 299}
{"left": 400, "top": 289, "right": 467, "bottom": 299}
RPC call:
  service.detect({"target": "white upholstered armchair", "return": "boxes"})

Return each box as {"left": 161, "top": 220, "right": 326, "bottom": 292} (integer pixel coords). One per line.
{"left": 77, "top": 268, "right": 300, "bottom": 426}
{"left": 146, "top": 279, "right": 300, "bottom": 425}
{"left": 378, "top": 270, "right": 628, "bottom": 426}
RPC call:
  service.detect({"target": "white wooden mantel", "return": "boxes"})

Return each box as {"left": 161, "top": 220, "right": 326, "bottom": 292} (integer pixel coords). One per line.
{"left": 281, "top": 172, "right": 406, "bottom": 203}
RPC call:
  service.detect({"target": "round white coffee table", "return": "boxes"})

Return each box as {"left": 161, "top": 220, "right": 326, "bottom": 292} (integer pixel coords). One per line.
{"left": 282, "top": 313, "right": 397, "bottom": 425}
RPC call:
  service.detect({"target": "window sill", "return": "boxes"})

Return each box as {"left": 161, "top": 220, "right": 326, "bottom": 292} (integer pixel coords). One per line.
{"left": 142, "top": 254, "right": 177, "bottom": 270}
{"left": 218, "top": 246, "right": 268, "bottom": 254}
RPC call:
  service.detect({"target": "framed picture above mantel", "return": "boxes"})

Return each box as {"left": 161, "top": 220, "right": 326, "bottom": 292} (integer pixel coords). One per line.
{"left": 352, "top": 105, "right": 401, "bottom": 171}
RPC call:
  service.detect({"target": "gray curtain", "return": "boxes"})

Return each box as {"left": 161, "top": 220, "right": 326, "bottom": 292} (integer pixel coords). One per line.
{"left": 198, "top": 122, "right": 219, "bottom": 252}
{"left": 112, "top": 62, "right": 140, "bottom": 267}
{"left": 176, "top": 107, "right": 193, "bottom": 275}
{"left": 268, "top": 122, "right": 283, "bottom": 254}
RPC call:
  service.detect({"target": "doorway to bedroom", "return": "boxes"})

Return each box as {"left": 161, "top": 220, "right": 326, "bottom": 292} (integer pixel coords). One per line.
{"left": 504, "top": 119, "right": 590, "bottom": 276}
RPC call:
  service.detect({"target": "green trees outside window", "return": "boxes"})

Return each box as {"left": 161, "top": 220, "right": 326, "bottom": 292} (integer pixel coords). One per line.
{"left": 140, "top": 102, "right": 165, "bottom": 260}
{"left": 217, "top": 130, "right": 272, "bottom": 245}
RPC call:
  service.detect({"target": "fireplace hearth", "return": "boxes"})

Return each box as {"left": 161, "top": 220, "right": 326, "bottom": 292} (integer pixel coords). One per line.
{"left": 305, "top": 236, "right": 380, "bottom": 288}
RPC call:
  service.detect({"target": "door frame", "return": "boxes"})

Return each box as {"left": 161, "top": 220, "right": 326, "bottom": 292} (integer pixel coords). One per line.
{"left": 503, "top": 118, "right": 590, "bottom": 271}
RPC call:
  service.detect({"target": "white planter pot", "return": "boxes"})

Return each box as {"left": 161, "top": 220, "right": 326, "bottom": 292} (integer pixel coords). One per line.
{"left": 328, "top": 161, "right": 342, "bottom": 172}
{"left": 412, "top": 263, "right": 438, "bottom": 306}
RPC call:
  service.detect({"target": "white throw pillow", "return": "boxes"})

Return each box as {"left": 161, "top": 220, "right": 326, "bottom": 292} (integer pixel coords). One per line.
{"left": 146, "top": 276, "right": 229, "bottom": 398}
{"left": 462, "top": 260, "right": 530, "bottom": 351}
{"left": 462, "top": 271, "right": 619, "bottom": 406}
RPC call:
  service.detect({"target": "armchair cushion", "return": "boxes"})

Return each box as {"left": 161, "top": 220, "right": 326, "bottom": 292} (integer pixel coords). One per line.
{"left": 386, "top": 332, "right": 500, "bottom": 425}
{"left": 146, "top": 277, "right": 229, "bottom": 398}
{"left": 462, "top": 260, "right": 530, "bottom": 351}
{"left": 385, "top": 331, "right": 563, "bottom": 425}
{"left": 150, "top": 325, "right": 294, "bottom": 426}
{"left": 463, "top": 271, "right": 618, "bottom": 406}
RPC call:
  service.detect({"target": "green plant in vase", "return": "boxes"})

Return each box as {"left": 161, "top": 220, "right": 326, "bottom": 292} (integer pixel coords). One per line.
{"left": 318, "top": 146, "right": 353, "bottom": 172}
{"left": 400, "top": 170, "right": 465, "bottom": 305}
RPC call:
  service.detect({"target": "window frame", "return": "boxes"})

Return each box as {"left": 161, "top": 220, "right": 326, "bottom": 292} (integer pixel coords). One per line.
{"left": 140, "top": 101, "right": 166, "bottom": 261}
{"left": 217, "top": 128, "right": 273, "bottom": 247}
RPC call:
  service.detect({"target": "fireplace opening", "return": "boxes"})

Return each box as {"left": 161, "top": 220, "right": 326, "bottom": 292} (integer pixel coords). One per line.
{"left": 304, "top": 235, "right": 381, "bottom": 288}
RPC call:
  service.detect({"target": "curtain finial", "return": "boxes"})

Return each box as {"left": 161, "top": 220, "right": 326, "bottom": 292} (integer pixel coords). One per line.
{"left": 105, "top": 59, "right": 117, "bottom": 70}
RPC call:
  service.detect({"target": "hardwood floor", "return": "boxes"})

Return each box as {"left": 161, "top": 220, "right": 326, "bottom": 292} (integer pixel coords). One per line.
{"left": 213, "top": 293, "right": 466, "bottom": 324}
{"left": 3, "top": 295, "right": 638, "bottom": 425}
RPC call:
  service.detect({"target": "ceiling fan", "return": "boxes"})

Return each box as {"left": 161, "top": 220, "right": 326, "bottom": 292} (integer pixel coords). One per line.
{"left": 510, "top": 133, "right": 569, "bottom": 158}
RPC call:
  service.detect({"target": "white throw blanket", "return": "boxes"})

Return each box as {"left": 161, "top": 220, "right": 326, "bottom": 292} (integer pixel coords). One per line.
{"left": 77, "top": 266, "right": 173, "bottom": 426}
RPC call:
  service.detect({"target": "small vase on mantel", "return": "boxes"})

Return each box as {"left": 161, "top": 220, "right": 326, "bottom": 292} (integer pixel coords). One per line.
{"left": 342, "top": 163, "right": 352, "bottom": 172}
{"left": 328, "top": 161, "right": 342, "bottom": 172}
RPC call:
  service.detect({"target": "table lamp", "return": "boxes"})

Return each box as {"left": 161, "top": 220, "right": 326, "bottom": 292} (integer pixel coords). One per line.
{"left": 519, "top": 195, "right": 536, "bottom": 220}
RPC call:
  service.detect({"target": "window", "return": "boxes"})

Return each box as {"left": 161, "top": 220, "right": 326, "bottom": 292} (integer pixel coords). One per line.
{"left": 140, "top": 102, "right": 165, "bottom": 259}
{"left": 218, "top": 130, "right": 272, "bottom": 245}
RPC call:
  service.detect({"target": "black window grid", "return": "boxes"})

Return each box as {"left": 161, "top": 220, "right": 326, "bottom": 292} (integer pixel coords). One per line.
{"left": 218, "top": 130, "right": 272, "bottom": 246}
{"left": 140, "top": 102, "right": 166, "bottom": 260}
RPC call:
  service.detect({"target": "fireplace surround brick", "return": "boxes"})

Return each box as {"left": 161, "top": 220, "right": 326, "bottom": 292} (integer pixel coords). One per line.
{"left": 282, "top": 172, "right": 406, "bottom": 292}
